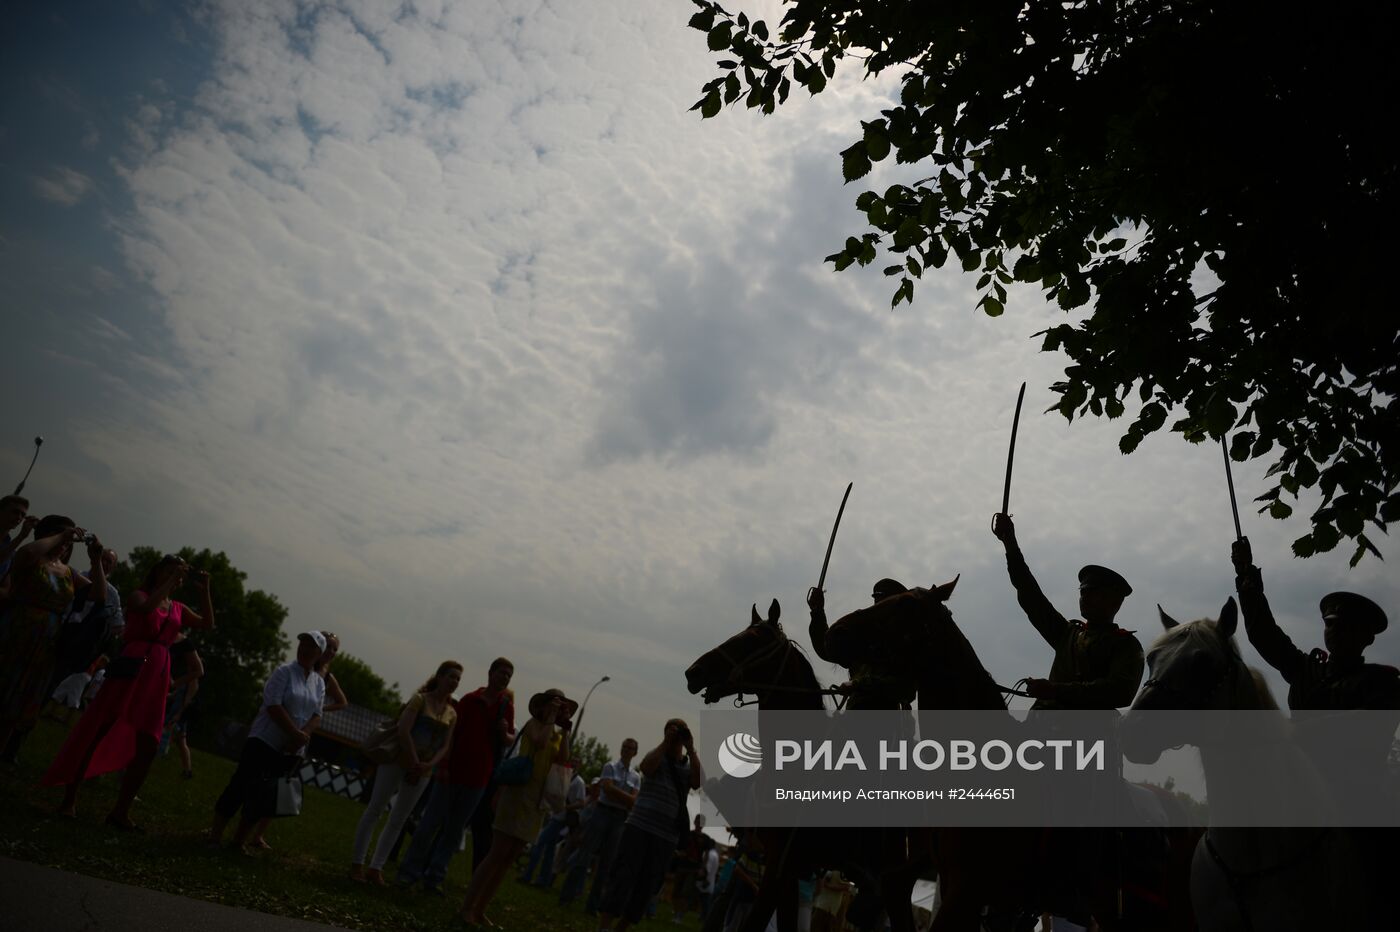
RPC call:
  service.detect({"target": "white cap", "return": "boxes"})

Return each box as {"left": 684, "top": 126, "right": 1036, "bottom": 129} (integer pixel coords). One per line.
{"left": 298, "top": 630, "right": 327, "bottom": 653}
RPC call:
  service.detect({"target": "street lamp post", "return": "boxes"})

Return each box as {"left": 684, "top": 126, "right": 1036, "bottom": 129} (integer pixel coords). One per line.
{"left": 573, "top": 675, "right": 610, "bottom": 741}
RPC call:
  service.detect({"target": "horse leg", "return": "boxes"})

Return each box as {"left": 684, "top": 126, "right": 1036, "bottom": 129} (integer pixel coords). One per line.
{"left": 879, "top": 850, "right": 918, "bottom": 932}
{"left": 927, "top": 875, "right": 983, "bottom": 932}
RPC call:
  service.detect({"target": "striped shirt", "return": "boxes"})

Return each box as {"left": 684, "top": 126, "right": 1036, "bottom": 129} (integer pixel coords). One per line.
{"left": 599, "top": 758, "right": 641, "bottom": 811}
{"left": 628, "top": 755, "right": 690, "bottom": 843}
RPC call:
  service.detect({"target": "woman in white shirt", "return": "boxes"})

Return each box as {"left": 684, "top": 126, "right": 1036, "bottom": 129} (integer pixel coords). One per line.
{"left": 207, "top": 631, "right": 326, "bottom": 849}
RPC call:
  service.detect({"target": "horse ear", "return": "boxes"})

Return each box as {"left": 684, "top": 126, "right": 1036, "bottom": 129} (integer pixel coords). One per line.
{"left": 1157, "top": 604, "right": 1180, "bottom": 630}
{"left": 751, "top": 603, "right": 761, "bottom": 627}
{"left": 1219, "top": 597, "right": 1238, "bottom": 639}
{"left": 768, "top": 598, "right": 781, "bottom": 625}
{"left": 931, "top": 574, "right": 960, "bottom": 602}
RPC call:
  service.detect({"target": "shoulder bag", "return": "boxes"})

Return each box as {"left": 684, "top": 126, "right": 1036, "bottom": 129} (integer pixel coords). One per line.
{"left": 494, "top": 728, "right": 534, "bottom": 786}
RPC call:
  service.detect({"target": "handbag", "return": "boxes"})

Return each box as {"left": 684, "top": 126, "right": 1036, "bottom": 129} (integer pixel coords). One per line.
{"left": 261, "top": 773, "right": 303, "bottom": 817}
{"left": 360, "top": 719, "right": 401, "bottom": 764}
{"left": 539, "top": 762, "right": 571, "bottom": 813}
{"left": 494, "top": 730, "right": 533, "bottom": 786}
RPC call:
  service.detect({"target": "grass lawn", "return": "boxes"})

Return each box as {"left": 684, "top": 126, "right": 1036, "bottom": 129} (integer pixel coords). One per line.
{"left": 0, "top": 717, "right": 706, "bottom": 932}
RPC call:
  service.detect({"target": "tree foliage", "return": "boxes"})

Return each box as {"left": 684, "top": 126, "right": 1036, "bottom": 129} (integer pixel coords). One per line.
{"left": 330, "top": 652, "right": 402, "bottom": 717}
{"left": 688, "top": 0, "right": 1399, "bottom": 563}
{"left": 111, "top": 546, "right": 289, "bottom": 741}
{"left": 570, "top": 732, "right": 612, "bottom": 784}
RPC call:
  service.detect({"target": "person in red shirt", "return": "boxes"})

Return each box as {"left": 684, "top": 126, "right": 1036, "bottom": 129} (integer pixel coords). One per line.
{"left": 395, "top": 657, "right": 514, "bottom": 894}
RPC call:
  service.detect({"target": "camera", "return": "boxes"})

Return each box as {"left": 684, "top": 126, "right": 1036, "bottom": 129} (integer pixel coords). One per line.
{"left": 82, "top": 532, "right": 99, "bottom": 546}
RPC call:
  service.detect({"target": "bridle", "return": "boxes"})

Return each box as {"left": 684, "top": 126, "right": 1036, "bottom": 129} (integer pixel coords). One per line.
{"left": 704, "top": 624, "right": 848, "bottom": 709}
{"left": 1139, "top": 631, "right": 1245, "bottom": 710}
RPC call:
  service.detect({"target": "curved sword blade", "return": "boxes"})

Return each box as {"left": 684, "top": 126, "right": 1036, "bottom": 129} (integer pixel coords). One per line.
{"left": 817, "top": 482, "right": 853, "bottom": 592}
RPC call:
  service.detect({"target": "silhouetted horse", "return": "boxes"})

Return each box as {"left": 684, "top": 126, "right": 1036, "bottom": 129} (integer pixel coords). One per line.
{"left": 1120, "top": 599, "right": 1368, "bottom": 931}
{"left": 685, "top": 600, "right": 912, "bottom": 932}
{"left": 825, "top": 581, "right": 1191, "bottom": 932}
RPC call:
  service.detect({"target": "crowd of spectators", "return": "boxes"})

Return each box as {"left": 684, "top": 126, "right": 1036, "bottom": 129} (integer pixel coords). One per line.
{"left": 1, "top": 491, "right": 748, "bottom": 930}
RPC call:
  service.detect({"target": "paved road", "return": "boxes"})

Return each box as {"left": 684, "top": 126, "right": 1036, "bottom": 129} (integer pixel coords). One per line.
{"left": 0, "top": 857, "right": 352, "bottom": 932}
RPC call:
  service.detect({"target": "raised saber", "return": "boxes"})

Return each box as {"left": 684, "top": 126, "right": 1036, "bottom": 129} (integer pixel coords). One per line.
{"left": 1221, "top": 435, "right": 1243, "bottom": 541}
{"left": 14, "top": 436, "right": 43, "bottom": 496}
{"left": 815, "top": 482, "right": 853, "bottom": 594}
{"left": 999, "top": 383, "right": 1026, "bottom": 517}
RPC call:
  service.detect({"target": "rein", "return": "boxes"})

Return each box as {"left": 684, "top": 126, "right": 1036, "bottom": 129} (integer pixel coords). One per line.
{"left": 1204, "top": 828, "right": 1331, "bottom": 932}
{"left": 996, "top": 677, "right": 1034, "bottom": 699}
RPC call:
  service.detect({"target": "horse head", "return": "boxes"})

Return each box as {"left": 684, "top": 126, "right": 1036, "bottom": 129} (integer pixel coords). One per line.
{"left": 1121, "top": 597, "right": 1277, "bottom": 762}
{"left": 685, "top": 599, "right": 810, "bottom": 706}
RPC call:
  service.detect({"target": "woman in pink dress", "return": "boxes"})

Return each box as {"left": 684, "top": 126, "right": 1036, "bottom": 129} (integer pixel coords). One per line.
{"left": 44, "top": 554, "right": 215, "bottom": 829}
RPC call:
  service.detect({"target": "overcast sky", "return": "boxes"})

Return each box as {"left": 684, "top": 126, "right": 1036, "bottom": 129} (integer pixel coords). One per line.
{"left": 4, "top": 0, "right": 1397, "bottom": 777}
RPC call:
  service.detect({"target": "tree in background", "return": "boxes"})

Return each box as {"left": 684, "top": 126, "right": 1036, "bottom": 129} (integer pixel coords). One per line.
{"left": 688, "top": 0, "right": 1398, "bottom": 563}
{"left": 112, "top": 546, "right": 287, "bottom": 742}
{"left": 329, "top": 652, "right": 402, "bottom": 717}
{"left": 570, "top": 733, "right": 612, "bottom": 784}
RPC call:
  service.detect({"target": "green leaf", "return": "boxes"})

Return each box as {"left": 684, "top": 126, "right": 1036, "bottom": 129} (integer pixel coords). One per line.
{"left": 700, "top": 90, "right": 721, "bottom": 119}
{"left": 901, "top": 76, "right": 924, "bottom": 107}
{"left": 842, "top": 146, "right": 871, "bottom": 182}
{"left": 724, "top": 73, "right": 741, "bottom": 103}
{"left": 1294, "top": 457, "right": 1319, "bottom": 488}
{"left": 981, "top": 296, "right": 1004, "bottom": 317}
{"left": 689, "top": 11, "right": 716, "bottom": 32}
{"left": 865, "top": 131, "right": 890, "bottom": 162}
{"left": 892, "top": 277, "right": 914, "bottom": 307}
{"left": 1268, "top": 500, "right": 1293, "bottom": 519}
{"left": 1380, "top": 497, "right": 1400, "bottom": 522}
{"left": 1292, "top": 534, "right": 1316, "bottom": 558}
{"left": 707, "top": 24, "right": 732, "bottom": 51}
{"left": 1205, "top": 394, "right": 1236, "bottom": 438}
{"left": 1336, "top": 508, "right": 1364, "bottom": 537}
{"left": 1313, "top": 523, "right": 1342, "bottom": 553}
{"left": 1012, "top": 256, "right": 1042, "bottom": 282}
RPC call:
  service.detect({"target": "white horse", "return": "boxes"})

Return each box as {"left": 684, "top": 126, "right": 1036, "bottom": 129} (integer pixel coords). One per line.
{"left": 1119, "top": 598, "right": 1369, "bottom": 931}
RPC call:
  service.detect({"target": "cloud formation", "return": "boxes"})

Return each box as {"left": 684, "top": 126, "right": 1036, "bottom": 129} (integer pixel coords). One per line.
{"left": 32, "top": 166, "right": 94, "bottom": 205}
{"left": 5, "top": 0, "right": 1397, "bottom": 754}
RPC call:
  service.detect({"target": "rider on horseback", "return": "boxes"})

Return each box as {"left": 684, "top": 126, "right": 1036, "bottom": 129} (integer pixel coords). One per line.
{"left": 992, "top": 514, "right": 1144, "bottom": 710}
{"left": 808, "top": 578, "right": 920, "bottom": 710}
{"left": 993, "top": 513, "right": 1146, "bottom": 928}
{"left": 1231, "top": 537, "right": 1399, "bottom": 926}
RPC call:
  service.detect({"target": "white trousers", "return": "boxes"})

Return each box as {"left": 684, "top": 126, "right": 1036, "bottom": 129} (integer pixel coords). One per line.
{"left": 352, "top": 763, "right": 430, "bottom": 869}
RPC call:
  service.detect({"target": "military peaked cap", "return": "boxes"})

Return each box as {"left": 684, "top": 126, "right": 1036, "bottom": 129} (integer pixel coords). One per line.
{"left": 1319, "top": 591, "right": 1387, "bottom": 634}
{"left": 1078, "top": 564, "right": 1132, "bottom": 598}
{"left": 872, "top": 578, "right": 908, "bottom": 600}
